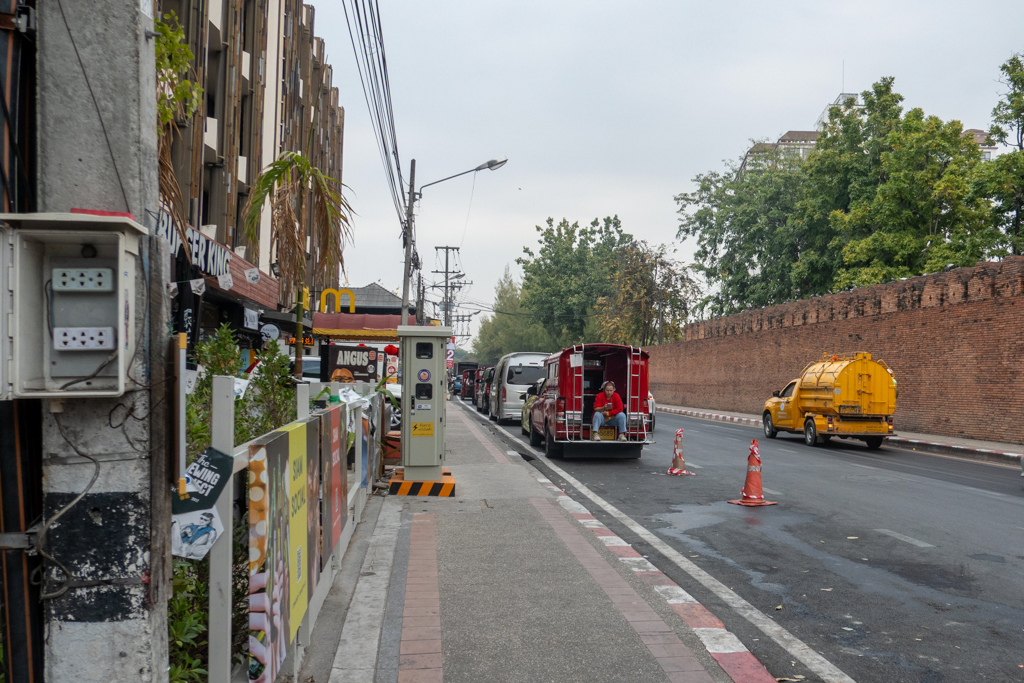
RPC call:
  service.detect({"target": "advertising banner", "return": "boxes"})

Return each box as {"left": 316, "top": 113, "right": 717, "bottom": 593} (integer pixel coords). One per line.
{"left": 247, "top": 432, "right": 290, "bottom": 683}
{"left": 320, "top": 406, "right": 347, "bottom": 564}
{"left": 305, "top": 418, "right": 321, "bottom": 601}
{"left": 323, "top": 344, "right": 379, "bottom": 383}
{"left": 281, "top": 422, "right": 309, "bottom": 642}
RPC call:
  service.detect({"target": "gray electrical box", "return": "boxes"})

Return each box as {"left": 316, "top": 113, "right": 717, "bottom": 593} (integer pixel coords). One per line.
{"left": 398, "top": 325, "right": 452, "bottom": 481}
{"left": 0, "top": 225, "right": 11, "bottom": 401}
{"left": 1, "top": 213, "right": 146, "bottom": 398}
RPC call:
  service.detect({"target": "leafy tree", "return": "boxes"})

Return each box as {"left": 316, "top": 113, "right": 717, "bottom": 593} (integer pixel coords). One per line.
{"left": 986, "top": 52, "right": 1024, "bottom": 253}
{"left": 517, "top": 216, "right": 632, "bottom": 344}
{"left": 832, "top": 109, "right": 999, "bottom": 287}
{"left": 675, "top": 145, "right": 806, "bottom": 316}
{"left": 473, "top": 267, "right": 553, "bottom": 363}
{"left": 595, "top": 241, "right": 701, "bottom": 346}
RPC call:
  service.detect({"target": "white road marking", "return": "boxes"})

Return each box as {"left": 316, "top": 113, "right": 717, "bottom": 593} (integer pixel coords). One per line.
{"left": 557, "top": 496, "right": 590, "bottom": 515}
{"left": 654, "top": 584, "right": 697, "bottom": 604}
{"left": 693, "top": 628, "right": 748, "bottom": 654}
{"left": 762, "top": 487, "right": 783, "bottom": 496}
{"left": 506, "top": 450, "right": 519, "bottom": 455}
{"left": 598, "top": 536, "right": 630, "bottom": 547}
{"left": 874, "top": 529, "right": 935, "bottom": 548}
{"left": 535, "top": 452, "right": 857, "bottom": 683}
{"left": 848, "top": 463, "right": 878, "bottom": 470}
{"left": 686, "top": 462, "right": 703, "bottom": 468}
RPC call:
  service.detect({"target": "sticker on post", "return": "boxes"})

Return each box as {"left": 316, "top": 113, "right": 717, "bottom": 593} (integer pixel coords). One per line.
{"left": 411, "top": 422, "right": 435, "bottom": 437}
{"left": 417, "top": 369, "right": 431, "bottom": 382}
{"left": 415, "top": 403, "right": 431, "bottom": 410}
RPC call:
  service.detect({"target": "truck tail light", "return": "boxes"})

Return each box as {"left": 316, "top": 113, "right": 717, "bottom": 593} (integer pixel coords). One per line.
{"left": 826, "top": 416, "right": 834, "bottom": 432}
{"left": 556, "top": 396, "right": 566, "bottom": 423}
{"left": 502, "top": 386, "right": 506, "bottom": 402}
{"left": 887, "top": 416, "right": 893, "bottom": 432}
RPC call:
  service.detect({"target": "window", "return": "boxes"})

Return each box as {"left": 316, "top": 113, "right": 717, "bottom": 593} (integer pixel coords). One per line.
{"left": 507, "top": 365, "right": 545, "bottom": 385}
{"left": 415, "top": 383, "right": 432, "bottom": 399}
{"left": 780, "top": 382, "right": 796, "bottom": 398}
{"left": 415, "top": 342, "right": 433, "bottom": 359}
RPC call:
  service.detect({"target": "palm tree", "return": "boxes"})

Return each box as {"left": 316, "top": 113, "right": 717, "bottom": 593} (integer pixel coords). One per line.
{"left": 243, "top": 150, "right": 353, "bottom": 378}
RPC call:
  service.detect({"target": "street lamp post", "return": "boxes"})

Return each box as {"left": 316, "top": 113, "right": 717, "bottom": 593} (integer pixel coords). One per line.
{"left": 399, "top": 157, "right": 507, "bottom": 325}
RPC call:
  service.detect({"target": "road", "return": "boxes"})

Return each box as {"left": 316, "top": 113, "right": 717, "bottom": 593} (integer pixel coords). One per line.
{"left": 456, "top": 398, "right": 1024, "bottom": 683}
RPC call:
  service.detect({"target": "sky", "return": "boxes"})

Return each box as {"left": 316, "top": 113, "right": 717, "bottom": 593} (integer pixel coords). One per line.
{"left": 312, "top": 0, "right": 1024, "bottom": 346}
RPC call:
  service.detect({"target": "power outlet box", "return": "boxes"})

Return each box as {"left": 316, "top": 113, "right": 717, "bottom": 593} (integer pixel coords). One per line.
{"left": 53, "top": 267, "right": 114, "bottom": 292}
{"left": 3, "top": 212, "right": 148, "bottom": 398}
{"left": 54, "top": 327, "right": 117, "bottom": 351}
{"left": 0, "top": 225, "right": 10, "bottom": 401}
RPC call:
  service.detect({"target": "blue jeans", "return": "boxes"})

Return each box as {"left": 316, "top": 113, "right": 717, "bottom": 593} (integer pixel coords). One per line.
{"left": 592, "top": 411, "right": 627, "bottom": 434}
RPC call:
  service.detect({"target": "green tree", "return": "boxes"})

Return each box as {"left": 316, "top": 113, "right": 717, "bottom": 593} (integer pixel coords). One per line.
{"left": 473, "top": 267, "right": 553, "bottom": 363}
{"left": 595, "top": 242, "right": 701, "bottom": 346}
{"left": 517, "top": 216, "right": 632, "bottom": 344}
{"left": 831, "top": 109, "right": 999, "bottom": 287}
{"left": 675, "top": 144, "right": 806, "bottom": 315}
{"left": 985, "top": 51, "right": 1024, "bottom": 253}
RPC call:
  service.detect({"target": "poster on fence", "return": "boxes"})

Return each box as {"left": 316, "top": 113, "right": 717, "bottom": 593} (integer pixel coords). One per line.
{"left": 320, "top": 405, "right": 347, "bottom": 565}
{"left": 305, "top": 418, "right": 321, "bottom": 601}
{"left": 280, "top": 422, "right": 309, "bottom": 643}
{"left": 247, "top": 431, "right": 290, "bottom": 683}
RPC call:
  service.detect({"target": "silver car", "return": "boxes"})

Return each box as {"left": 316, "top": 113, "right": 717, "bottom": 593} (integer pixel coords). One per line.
{"left": 488, "top": 352, "right": 548, "bottom": 423}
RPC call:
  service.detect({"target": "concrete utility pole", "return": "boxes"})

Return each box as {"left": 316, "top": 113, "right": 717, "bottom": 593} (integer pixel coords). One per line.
{"left": 400, "top": 159, "right": 416, "bottom": 326}
{"left": 35, "top": 2, "right": 171, "bottom": 681}
{"left": 432, "top": 246, "right": 464, "bottom": 327}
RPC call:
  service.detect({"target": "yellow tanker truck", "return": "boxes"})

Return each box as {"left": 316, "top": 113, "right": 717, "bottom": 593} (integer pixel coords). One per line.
{"left": 762, "top": 352, "right": 896, "bottom": 450}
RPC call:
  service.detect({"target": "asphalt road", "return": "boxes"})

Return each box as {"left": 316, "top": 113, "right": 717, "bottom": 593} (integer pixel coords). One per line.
{"left": 458, "top": 399, "right": 1024, "bottom": 683}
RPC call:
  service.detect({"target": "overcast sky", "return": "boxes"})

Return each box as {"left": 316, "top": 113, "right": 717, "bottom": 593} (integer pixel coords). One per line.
{"left": 313, "top": 0, "right": 1024, "bottom": 345}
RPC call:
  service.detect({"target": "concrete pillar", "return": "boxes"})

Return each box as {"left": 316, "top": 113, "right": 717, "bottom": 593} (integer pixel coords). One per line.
{"left": 36, "top": 2, "right": 168, "bottom": 682}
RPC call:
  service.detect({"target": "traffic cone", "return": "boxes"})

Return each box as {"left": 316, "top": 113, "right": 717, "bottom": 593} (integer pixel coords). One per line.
{"left": 667, "top": 428, "right": 696, "bottom": 476}
{"left": 728, "top": 439, "right": 777, "bottom": 506}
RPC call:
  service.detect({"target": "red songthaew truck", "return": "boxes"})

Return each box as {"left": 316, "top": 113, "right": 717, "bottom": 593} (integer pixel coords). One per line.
{"left": 528, "top": 344, "right": 652, "bottom": 459}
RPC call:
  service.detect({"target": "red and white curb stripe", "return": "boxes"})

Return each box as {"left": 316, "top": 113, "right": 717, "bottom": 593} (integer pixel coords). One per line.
{"left": 536, "top": 476, "right": 776, "bottom": 683}
{"left": 656, "top": 406, "right": 1024, "bottom": 466}
{"left": 657, "top": 406, "right": 762, "bottom": 428}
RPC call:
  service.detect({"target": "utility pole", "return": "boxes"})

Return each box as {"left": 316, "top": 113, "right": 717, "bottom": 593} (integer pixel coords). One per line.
{"left": 401, "top": 159, "right": 416, "bottom": 326}
{"left": 432, "top": 246, "right": 464, "bottom": 327}
{"left": 33, "top": 2, "right": 171, "bottom": 681}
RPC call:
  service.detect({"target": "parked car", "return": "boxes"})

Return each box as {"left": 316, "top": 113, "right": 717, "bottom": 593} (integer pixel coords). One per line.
{"left": 475, "top": 366, "right": 494, "bottom": 414}
{"left": 453, "top": 377, "right": 463, "bottom": 394}
{"left": 288, "top": 355, "right": 322, "bottom": 380}
{"left": 529, "top": 344, "right": 652, "bottom": 459}
{"left": 488, "top": 352, "right": 548, "bottom": 423}
{"left": 460, "top": 369, "right": 475, "bottom": 400}
{"left": 520, "top": 378, "right": 545, "bottom": 436}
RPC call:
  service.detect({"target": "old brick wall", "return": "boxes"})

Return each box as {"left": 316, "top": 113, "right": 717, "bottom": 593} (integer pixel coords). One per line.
{"left": 647, "top": 257, "right": 1024, "bottom": 445}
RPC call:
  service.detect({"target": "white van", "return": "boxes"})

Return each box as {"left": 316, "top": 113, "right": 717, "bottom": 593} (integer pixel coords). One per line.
{"left": 488, "top": 352, "right": 549, "bottom": 423}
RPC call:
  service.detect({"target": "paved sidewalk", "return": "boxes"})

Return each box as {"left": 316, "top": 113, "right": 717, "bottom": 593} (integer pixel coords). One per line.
{"left": 657, "top": 403, "right": 1024, "bottom": 466}
{"left": 306, "top": 401, "right": 779, "bottom": 683}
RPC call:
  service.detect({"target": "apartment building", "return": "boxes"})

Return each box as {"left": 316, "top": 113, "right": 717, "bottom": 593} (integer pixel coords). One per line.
{"left": 157, "top": 0, "right": 345, "bottom": 352}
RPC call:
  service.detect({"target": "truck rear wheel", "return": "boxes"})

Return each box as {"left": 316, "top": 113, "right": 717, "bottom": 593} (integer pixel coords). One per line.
{"left": 763, "top": 413, "right": 777, "bottom": 439}
{"left": 865, "top": 436, "right": 884, "bottom": 450}
{"left": 529, "top": 423, "right": 542, "bottom": 447}
{"left": 804, "top": 419, "right": 820, "bottom": 447}
{"left": 545, "top": 427, "right": 563, "bottom": 459}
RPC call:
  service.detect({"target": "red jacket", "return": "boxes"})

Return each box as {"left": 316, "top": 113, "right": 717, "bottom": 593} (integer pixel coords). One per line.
{"left": 594, "top": 391, "right": 623, "bottom": 417}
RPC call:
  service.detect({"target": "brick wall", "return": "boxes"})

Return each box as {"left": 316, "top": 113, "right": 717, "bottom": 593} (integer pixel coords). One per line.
{"left": 647, "top": 257, "right": 1024, "bottom": 445}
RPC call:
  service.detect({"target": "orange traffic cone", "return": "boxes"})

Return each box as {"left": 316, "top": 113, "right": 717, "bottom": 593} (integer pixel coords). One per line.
{"left": 668, "top": 428, "right": 696, "bottom": 476}
{"left": 728, "top": 439, "right": 777, "bottom": 506}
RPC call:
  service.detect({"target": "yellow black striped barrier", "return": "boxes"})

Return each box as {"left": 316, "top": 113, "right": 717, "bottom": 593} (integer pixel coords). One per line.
{"left": 388, "top": 468, "right": 456, "bottom": 497}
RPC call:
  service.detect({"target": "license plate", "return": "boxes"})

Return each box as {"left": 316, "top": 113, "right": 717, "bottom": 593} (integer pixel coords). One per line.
{"left": 598, "top": 427, "right": 615, "bottom": 440}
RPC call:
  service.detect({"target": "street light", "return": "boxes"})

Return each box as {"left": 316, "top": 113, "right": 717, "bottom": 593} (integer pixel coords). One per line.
{"left": 400, "top": 157, "right": 508, "bottom": 325}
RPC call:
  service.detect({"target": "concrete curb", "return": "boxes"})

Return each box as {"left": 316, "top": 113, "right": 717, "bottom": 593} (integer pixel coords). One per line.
{"left": 656, "top": 406, "right": 1024, "bottom": 467}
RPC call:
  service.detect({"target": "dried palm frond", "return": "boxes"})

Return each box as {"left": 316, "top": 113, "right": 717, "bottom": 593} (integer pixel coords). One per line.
{"left": 243, "top": 150, "right": 354, "bottom": 290}
{"left": 158, "top": 122, "right": 191, "bottom": 261}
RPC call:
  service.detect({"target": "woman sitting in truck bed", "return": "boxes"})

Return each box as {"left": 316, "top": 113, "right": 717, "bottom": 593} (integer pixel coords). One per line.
{"left": 591, "top": 380, "right": 627, "bottom": 441}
